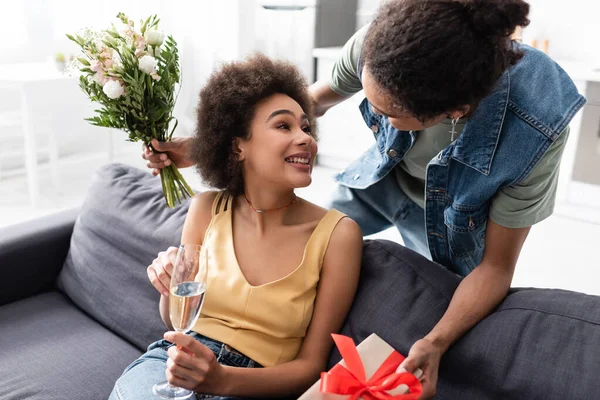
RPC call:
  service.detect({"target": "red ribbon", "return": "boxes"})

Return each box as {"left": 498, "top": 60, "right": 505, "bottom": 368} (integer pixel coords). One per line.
{"left": 320, "top": 334, "right": 422, "bottom": 400}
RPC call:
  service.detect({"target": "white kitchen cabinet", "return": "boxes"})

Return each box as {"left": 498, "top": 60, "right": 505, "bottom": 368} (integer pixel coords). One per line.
{"left": 313, "top": 47, "right": 375, "bottom": 169}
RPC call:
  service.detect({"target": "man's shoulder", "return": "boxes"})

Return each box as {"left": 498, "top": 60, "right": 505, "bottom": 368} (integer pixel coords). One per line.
{"left": 507, "top": 45, "right": 586, "bottom": 138}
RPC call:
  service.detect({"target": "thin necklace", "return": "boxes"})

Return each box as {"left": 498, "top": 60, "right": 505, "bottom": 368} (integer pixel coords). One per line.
{"left": 244, "top": 194, "right": 297, "bottom": 214}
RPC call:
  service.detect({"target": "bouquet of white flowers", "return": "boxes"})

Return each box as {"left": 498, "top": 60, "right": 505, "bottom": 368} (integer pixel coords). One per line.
{"left": 68, "top": 13, "right": 193, "bottom": 207}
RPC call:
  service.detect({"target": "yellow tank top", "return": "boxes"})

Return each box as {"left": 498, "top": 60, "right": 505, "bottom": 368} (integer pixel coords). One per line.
{"left": 193, "top": 192, "right": 346, "bottom": 367}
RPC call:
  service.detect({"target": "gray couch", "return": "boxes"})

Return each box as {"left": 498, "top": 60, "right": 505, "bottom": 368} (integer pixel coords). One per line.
{"left": 1, "top": 163, "right": 599, "bottom": 400}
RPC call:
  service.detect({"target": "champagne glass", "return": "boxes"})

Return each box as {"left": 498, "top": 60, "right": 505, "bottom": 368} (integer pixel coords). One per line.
{"left": 153, "top": 244, "right": 208, "bottom": 399}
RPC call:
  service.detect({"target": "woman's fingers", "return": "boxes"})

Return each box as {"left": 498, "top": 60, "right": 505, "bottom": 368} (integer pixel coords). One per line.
{"left": 146, "top": 247, "right": 180, "bottom": 296}
{"left": 165, "top": 335, "right": 213, "bottom": 384}
{"left": 147, "top": 264, "right": 169, "bottom": 297}
{"left": 155, "top": 259, "right": 172, "bottom": 292}
{"left": 165, "top": 367, "right": 195, "bottom": 391}
{"left": 159, "top": 250, "right": 176, "bottom": 276}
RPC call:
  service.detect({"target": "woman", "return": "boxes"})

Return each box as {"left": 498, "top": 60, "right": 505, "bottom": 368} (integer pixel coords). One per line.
{"left": 110, "top": 55, "right": 363, "bottom": 399}
{"left": 143, "top": 1, "right": 585, "bottom": 397}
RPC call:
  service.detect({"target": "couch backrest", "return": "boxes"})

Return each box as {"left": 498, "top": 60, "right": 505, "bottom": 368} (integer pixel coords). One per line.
{"left": 57, "top": 163, "right": 190, "bottom": 350}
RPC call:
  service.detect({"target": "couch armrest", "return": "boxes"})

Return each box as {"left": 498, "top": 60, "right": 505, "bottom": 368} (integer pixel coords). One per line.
{"left": 0, "top": 208, "right": 79, "bottom": 305}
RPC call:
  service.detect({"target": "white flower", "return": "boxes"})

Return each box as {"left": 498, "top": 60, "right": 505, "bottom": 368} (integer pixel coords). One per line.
{"left": 103, "top": 80, "right": 125, "bottom": 99}
{"left": 145, "top": 30, "right": 165, "bottom": 47}
{"left": 138, "top": 55, "right": 158, "bottom": 75}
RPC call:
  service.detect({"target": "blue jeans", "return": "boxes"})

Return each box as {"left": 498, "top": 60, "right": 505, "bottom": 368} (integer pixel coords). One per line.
{"left": 328, "top": 171, "right": 431, "bottom": 260}
{"left": 109, "top": 332, "right": 262, "bottom": 400}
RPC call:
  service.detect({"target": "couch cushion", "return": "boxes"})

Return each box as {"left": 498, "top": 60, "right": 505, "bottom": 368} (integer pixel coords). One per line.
{"left": 336, "top": 239, "right": 600, "bottom": 399}
{"left": 0, "top": 292, "right": 142, "bottom": 400}
{"left": 57, "top": 163, "right": 191, "bottom": 350}
{"left": 446, "top": 288, "right": 600, "bottom": 399}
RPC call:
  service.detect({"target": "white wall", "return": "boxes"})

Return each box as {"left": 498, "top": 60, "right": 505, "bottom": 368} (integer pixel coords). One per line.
{"left": 356, "top": 0, "right": 381, "bottom": 28}
{"left": 356, "top": 0, "right": 600, "bottom": 68}
{"left": 524, "top": 0, "right": 600, "bottom": 66}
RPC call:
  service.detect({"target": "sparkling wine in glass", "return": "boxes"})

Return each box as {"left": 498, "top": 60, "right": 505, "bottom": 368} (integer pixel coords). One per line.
{"left": 152, "top": 244, "right": 208, "bottom": 399}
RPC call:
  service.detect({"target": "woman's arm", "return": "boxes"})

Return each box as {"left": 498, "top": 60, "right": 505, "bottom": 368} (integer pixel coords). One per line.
{"left": 166, "top": 217, "right": 364, "bottom": 398}
{"left": 150, "top": 191, "right": 218, "bottom": 328}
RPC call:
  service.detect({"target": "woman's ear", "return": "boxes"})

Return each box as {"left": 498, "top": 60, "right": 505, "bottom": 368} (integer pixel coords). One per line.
{"left": 232, "top": 138, "right": 245, "bottom": 161}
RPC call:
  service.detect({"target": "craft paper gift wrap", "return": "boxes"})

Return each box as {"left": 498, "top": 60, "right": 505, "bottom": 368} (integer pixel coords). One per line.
{"left": 299, "top": 334, "right": 422, "bottom": 399}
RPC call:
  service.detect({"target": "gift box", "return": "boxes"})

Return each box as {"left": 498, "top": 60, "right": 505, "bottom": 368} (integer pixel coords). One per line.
{"left": 299, "top": 334, "right": 422, "bottom": 399}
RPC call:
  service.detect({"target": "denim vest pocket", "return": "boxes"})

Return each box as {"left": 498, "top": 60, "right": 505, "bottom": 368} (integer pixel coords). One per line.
{"left": 443, "top": 205, "right": 488, "bottom": 258}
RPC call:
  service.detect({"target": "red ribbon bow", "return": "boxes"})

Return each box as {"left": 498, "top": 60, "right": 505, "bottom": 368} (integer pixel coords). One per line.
{"left": 320, "top": 334, "right": 422, "bottom": 400}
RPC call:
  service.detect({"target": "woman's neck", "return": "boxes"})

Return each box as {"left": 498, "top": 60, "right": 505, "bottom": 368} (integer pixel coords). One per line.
{"left": 236, "top": 188, "right": 298, "bottom": 233}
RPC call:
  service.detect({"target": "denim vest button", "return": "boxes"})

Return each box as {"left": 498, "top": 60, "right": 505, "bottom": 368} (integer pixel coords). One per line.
{"left": 387, "top": 149, "right": 398, "bottom": 158}
{"left": 353, "top": 174, "right": 360, "bottom": 180}
{"left": 371, "top": 124, "right": 379, "bottom": 133}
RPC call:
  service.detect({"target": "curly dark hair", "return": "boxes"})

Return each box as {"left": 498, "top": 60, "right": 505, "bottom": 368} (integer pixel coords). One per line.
{"left": 362, "top": 0, "right": 530, "bottom": 121}
{"left": 191, "top": 54, "right": 316, "bottom": 196}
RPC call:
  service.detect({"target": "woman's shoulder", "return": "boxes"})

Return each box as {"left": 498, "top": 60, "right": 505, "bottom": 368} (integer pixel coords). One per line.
{"left": 321, "top": 211, "right": 363, "bottom": 272}
{"left": 298, "top": 198, "right": 361, "bottom": 240}
{"left": 189, "top": 191, "right": 222, "bottom": 214}
{"left": 186, "top": 191, "right": 227, "bottom": 228}
{"left": 181, "top": 191, "right": 223, "bottom": 245}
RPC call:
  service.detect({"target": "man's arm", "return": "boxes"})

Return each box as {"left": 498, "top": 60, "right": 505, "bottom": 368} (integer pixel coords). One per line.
{"left": 310, "top": 24, "right": 369, "bottom": 117}
{"left": 308, "top": 80, "right": 351, "bottom": 117}
{"left": 400, "top": 220, "right": 530, "bottom": 398}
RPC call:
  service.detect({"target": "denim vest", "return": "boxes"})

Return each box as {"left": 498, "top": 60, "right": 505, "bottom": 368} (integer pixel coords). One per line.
{"left": 336, "top": 45, "right": 586, "bottom": 276}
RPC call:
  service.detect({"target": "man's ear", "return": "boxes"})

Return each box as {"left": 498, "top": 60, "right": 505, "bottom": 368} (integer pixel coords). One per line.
{"left": 449, "top": 105, "right": 471, "bottom": 120}
{"left": 232, "top": 138, "right": 245, "bottom": 161}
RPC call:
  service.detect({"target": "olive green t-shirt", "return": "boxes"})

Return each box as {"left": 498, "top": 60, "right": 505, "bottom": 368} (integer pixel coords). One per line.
{"left": 328, "top": 25, "right": 569, "bottom": 229}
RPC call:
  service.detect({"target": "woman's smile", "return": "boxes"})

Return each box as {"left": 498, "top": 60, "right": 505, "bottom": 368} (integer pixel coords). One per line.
{"left": 284, "top": 151, "right": 312, "bottom": 172}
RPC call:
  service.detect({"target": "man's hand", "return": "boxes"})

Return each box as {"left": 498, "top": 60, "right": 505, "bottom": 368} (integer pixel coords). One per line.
{"left": 398, "top": 338, "right": 443, "bottom": 399}
{"left": 142, "top": 137, "right": 195, "bottom": 176}
{"left": 164, "top": 331, "right": 226, "bottom": 394}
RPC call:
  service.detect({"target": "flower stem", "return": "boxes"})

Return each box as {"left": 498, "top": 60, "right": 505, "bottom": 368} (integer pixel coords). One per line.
{"left": 158, "top": 164, "right": 193, "bottom": 208}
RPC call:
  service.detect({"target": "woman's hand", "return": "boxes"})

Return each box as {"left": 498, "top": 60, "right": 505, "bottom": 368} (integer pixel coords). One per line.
{"left": 164, "top": 331, "right": 226, "bottom": 394}
{"left": 142, "top": 137, "right": 196, "bottom": 176}
{"left": 147, "top": 247, "right": 178, "bottom": 297}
